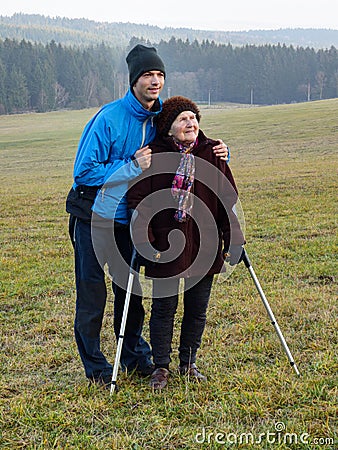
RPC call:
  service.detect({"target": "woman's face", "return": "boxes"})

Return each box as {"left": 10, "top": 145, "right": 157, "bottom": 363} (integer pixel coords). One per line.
{"left": 168, "top": 110, "right": 199, "bottom": 145}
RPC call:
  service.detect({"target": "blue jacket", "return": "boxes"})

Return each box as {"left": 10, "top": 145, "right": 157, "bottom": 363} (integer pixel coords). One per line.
{"left": 72, "top": 89, "right": 162, "bottom": 223}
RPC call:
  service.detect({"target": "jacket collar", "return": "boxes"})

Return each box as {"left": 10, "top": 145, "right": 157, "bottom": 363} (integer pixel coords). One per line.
{"left": 124, "top": 88, "right": 163, "bottom": 119}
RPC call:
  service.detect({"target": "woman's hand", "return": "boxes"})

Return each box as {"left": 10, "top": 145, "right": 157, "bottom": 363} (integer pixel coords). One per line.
{"left": 213, "top": 139, "right": 229, "bottom": 161}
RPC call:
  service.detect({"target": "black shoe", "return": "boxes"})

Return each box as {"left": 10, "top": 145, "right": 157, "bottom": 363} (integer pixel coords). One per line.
{"left": 179, "top": 363, "right": 207, "bottom": 381}
{"left": 136, "top": 363, "right": 155, "bottom": 377}
{"left": 89, "top": 373, "right": 115, "bottom": 390}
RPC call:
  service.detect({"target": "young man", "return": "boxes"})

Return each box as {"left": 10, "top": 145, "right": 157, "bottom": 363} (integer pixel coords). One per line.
{"left": 66, "top": 44, "right": 228, "bottom": 388}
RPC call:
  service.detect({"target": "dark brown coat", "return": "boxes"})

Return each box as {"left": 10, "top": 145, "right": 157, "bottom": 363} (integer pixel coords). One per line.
{"left": 128, "top": 130, "right": 245, "bottom": 278}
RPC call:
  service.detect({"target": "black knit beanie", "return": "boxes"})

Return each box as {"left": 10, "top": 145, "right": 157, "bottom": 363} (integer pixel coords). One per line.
{"left": 156, "top": 96, "right": 201, "bottom": 136}
{"left": 126, "top": 44, "right": 166, "bottom": 87}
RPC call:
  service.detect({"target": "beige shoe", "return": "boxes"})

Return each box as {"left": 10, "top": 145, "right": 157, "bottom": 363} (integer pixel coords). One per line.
{"left": 150, "top": 368, "right": 169, "bottom": 390}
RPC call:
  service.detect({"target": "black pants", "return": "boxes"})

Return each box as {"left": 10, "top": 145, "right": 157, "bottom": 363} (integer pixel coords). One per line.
{"left": 69, "top": 215, "right": 152, "bottom": 379}
{"left": 150, "top": 275, "right": 214, "bottom": 368}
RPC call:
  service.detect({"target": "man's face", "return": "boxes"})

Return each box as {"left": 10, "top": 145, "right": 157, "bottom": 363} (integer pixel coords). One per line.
{"left": 133, "top": 71, "right": 165, "bottom": 109}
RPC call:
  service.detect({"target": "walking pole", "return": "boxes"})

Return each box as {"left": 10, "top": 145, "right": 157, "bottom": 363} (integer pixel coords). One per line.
{"left": 242, "top": 250, "right": 300, "bottom": 376}
{"left": 110, "top": 248, "right": 139, "bottom": 395}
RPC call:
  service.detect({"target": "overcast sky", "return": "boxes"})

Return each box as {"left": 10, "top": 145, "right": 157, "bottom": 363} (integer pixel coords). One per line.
{"left": 1, "top": 0, "right": 337, "bottom": 31}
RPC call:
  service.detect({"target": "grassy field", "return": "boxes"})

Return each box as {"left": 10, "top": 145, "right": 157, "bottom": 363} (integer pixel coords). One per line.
{"left": 0, "top": 99, "right": 337, "bottom": 449}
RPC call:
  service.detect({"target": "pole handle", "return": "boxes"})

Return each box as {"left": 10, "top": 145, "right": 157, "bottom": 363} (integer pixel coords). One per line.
{"left": 242, "top": 249, "right": 251, "bottom": 268}
{"left": 130, "top": 246, "right": 140, "bottom": 273}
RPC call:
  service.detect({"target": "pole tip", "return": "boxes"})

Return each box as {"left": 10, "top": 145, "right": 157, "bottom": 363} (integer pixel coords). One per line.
{"left": 290, "top": 362, "right": 301, "bottom": 376}
{"left": 110, "top": 382, "right": 119, "bottom": 395}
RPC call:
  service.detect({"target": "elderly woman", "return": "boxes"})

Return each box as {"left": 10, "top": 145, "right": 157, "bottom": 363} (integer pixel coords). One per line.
{"left": 128, "top": 96, "right": 244, "bottom": 390}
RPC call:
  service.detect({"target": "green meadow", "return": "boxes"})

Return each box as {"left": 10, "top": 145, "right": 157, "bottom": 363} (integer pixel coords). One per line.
{"left": 0, "top": 99, "right": 337, "bottom": 449}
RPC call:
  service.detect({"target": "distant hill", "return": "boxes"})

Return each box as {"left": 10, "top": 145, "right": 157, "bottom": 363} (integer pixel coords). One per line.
{"left": 0, "top": 13, "right": 337, "bottom": 49}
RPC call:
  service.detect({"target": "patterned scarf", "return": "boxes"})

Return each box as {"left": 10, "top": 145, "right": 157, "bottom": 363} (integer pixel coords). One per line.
{"left": 171, "top": 138, "right": 197, "bottom": 222}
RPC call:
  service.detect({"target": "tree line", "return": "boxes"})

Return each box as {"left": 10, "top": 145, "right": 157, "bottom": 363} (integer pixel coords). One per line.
{"left": 0, "top": 39, "right": 124, "bottom": 114}
{"left": 157, "top": 38, "right": 338, "bottom": 105}
{"left": 2, "top": 14, "right": 338, "bottom": 49}
{"left": 0, "top": 37, "right": 337, "bottom": 114}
